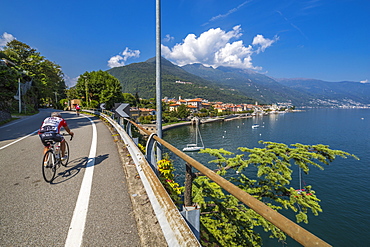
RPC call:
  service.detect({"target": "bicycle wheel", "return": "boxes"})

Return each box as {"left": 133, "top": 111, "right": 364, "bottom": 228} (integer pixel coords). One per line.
{"left": 61, "top": 141, "right": 69, "bottom": 166}
{"left": 42, "top": 150, "right": 56, "bottom": 183}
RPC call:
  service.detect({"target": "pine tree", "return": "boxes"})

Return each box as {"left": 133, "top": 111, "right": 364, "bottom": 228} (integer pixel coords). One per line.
{"left": 194, "top": 141, "right": 358, "bottom": 246}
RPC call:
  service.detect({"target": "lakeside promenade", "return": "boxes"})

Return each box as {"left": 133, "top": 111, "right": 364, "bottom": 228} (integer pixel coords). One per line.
{"left": 142, "top": 113, "right": 258, "bottom": 134}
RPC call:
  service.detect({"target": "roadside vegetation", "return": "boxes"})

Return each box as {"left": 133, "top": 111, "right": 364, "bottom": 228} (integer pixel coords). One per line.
{"left": 1, "top": 40, "right": 66, "bottom": 115}
{"left": 156, "top": 142, "right": 358, "bottom": 246}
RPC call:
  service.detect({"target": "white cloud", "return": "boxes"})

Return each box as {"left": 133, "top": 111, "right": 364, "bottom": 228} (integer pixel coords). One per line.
{"left": 107, "top": 47, "right": 140, "bottom": 68}
{"left": 360, "top": 79, "right": 368, "bottom": 84}
{"left": 64, "top": 75, "right": 78, "bottom": 88}
{"left": 108, "top": 55, "right": 126, "bottom": 68}
{"left": 203, "top": 0, "right": 252, "bottom": 26}
{"left": 0, "top": 32, "right": 16, "bottom": 49}
{"left": 162, "top": 26, "right": 277, "bottom": 70}
{"left": 215, "top": 41, "right": 254, "bottom": 69}
{"left": 163, "top": 34, "right": 174, "bottom": 42}
{"left": 252, "top": 34, "right": 279, "bottom": 54}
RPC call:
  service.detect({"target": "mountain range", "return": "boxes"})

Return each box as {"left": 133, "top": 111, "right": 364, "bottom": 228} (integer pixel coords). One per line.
{"left": 107, "top": 57, "right": 370, "bottom": 107}
{"left": 276, "top": 78, "right": 370, "bottom": 107}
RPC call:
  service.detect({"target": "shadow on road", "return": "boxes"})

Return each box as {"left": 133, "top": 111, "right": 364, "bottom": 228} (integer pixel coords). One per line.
{"left": 51, "top": 154, "right": 109, "bottom": 184}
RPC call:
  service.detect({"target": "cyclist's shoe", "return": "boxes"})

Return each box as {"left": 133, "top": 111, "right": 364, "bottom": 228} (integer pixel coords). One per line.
{"left": 61, "top": 155, "right": 68, "bottom": 161}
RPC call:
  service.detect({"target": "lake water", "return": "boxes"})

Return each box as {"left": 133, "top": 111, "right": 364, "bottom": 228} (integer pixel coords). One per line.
{"left": 163, "top": 108, "right": 370, "bottom": 246}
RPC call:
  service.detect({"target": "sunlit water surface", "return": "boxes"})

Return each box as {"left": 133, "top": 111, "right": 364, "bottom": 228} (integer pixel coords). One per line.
{"left": 164, "top": 108, "right": 370, "bottom": 246}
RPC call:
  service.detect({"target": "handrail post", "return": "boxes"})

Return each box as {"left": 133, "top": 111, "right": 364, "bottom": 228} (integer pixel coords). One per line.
{"left": 182, "top": 163, "right": 200, "bottom": 240}
{"left": 184, "top": 163, "right": 194, "bottom": 206}
{"left": 181, "top": 163, "right": 200, "bottom": 240}
{"left": 119, "top": 117, "right": 124, "bottom": 129}
{"left": 145, "top": 133, "right": 158, "bottom": 174}
{"left": 126, "top": 121, "right": 132, "bottom": 137}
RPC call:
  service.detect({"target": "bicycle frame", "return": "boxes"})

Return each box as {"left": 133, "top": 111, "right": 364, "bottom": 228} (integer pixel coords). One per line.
{"left": 42, "top": 140, "right": 61, "bottom": 183}
{"left": 42, "top": 133, "right": 72, "bottom": 183}
{"left": 46, "top": 141, "right": 62, "bottom": 165}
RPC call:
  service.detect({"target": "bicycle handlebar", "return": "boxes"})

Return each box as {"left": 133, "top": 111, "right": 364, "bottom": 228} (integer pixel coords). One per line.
{"left": 62, "top": 133, "right": 74, "bottom": 141}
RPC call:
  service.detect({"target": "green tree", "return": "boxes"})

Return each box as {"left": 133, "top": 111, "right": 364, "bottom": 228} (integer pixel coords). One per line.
{"left": 59, "top": 98, "right": 69, "bottom": 110}
{"left": 176, "top": 104, "right": 190, "bottom": 119}
{"left": 122, "top": 93, "right": 137, "bottom": 106}
{"left": 139, "top": 98, "right": 156, "bottom": 109}
{"left": 1, "top": 40, "right": 66, "bottom": 110}
{"left": 208, "top": 106, "right": 218, "bottom": 117}
{"left": 134, "top": 92, "right": 141, "bottom": 106}
{"left": 138, "top": 115, "right": 155, "bottom": 124}
{"left": 194, "top": 141, "right": 358, "bottom": 246}
{"left": 74, "top": 70, "right": 123, "bottom": 109}
{"left": 0, "top": 54, "right": 19, "bottom": 111}
{"left": 66, "top": 87, "right": 79, "bottom": 100}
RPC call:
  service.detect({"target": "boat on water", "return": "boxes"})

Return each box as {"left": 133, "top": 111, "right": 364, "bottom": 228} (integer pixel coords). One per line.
{"left": 183, "top": 143, "right": 203, "bottom": 152}
{"left": 252, "top": 124, "right": 259, "bottom": 129}
{"left": 183, "top": 122, "right": 204, "bottom": 152}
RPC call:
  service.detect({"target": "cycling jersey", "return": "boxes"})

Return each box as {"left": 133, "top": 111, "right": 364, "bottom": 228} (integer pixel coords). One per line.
{"left": 38, "top": 117, "right": 67, "bottom": 134}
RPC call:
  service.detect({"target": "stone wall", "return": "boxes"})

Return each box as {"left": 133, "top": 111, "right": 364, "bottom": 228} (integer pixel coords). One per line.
{"left": 0, "top": 111, "right": 11, "bottom": 123}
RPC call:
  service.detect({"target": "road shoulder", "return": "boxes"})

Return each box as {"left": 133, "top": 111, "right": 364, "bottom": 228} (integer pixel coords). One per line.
{"left": 105, "top": 121, "right": 168, "bottom": 246}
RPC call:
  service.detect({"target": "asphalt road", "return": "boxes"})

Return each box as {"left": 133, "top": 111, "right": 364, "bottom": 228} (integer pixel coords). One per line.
{"left": 0, "top": 109, "right": 141, "bottom": 246}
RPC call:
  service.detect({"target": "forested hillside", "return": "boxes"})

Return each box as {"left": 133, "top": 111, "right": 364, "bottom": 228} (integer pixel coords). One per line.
{"left": 182, "top": 63, "right": 313, "bottom": 105}
{"left": 107, "top": 57, "right": 314, "bottom": 105}
{"left": 108, "top": 57, "right": 370, "bottom": 107}
{"left": 107, "top": 58, "right": 255, "bottom": 104}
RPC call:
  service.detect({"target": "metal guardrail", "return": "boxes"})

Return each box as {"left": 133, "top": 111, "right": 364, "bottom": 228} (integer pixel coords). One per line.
{"left": 85, "top": 109, "right": 331, "bottom": 247}
{"left": 84, "top": 109, "right": 201, "bottom": 247}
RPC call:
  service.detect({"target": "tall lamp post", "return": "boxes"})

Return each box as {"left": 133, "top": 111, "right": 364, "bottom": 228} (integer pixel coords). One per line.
{"left": 18, "top": 78, "right": 21, "bottom": 113}
{"left": 83, "top": 75, "right": 89, "bottom": 107}
{"left": 54, "top": 92, "right": 58, "bottom": 106}
{"left": 156, "top": 0, "right": 162, "bottom": 161}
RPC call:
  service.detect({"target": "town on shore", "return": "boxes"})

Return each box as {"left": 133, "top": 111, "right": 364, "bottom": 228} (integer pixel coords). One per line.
{"left": 132, "top": 96, "right": 298, "bottom": 133}
{"left": 130, "top": 96, "right": 295, "bottom": 120}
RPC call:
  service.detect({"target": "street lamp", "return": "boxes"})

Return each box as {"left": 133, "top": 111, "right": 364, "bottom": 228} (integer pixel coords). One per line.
{"left": 156, "top": 0, "right": 162, "bottom": 161}
{"left": 18, "top": 78, "right": 21, "bottom": 113}
{"left": 54, "top": 92, "right": 58, "bottom": 105}
{"left": 82, "top": 75, "right": 89, "bottom": 107}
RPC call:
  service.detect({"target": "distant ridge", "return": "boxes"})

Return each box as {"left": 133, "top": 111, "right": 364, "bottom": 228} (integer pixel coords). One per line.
{"left": 181, "top": 63, "right": 312, "bottom": 105}
{"left": 107, "top": 57, "right": 255, "bottom": 104}
{"left": 107, "top": 57, "right": 370, "bottom": 107}
{"left": 276, "top": 78, "right": 370, "bottom": 106}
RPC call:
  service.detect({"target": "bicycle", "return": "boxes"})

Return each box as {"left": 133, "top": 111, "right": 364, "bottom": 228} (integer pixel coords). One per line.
{"left": 42, "top": 134, "right": 73, "bottom": 183}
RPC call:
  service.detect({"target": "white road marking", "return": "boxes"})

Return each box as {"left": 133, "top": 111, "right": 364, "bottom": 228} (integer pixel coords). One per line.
{"left": 65, "top": 116, "right": 97, "bottom": 247}
{"left": 0, "top": 130, "right": 38, "bottom": 150}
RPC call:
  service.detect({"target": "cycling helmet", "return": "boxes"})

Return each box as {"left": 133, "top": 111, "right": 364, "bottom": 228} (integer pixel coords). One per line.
{"left": 51, "top": 112, "right": 62, "bottom": 117}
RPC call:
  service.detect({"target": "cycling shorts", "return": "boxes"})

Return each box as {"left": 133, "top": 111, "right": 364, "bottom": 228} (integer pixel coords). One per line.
{"left": 39, "top": 132, "right": 64, "bottom": 147}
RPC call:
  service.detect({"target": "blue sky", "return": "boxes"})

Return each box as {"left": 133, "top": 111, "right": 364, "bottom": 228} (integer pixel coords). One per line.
{"left": 1, "top": 0, "right": 369, "bottom": 87}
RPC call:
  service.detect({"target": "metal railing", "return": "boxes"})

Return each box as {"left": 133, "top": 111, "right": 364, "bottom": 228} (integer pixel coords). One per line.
{"left": 85, "top": 109, "right": 331, "bottom": 247}
{"left": 84, "top": 109, "right": 200, "bottom": 246}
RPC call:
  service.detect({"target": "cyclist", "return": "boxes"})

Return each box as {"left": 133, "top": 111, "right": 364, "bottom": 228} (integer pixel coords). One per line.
{"left": 39, "top": 112, "right": 74, "bottom": 162}
{"left": 75, "top": 104, "right": 81, "bottom": 116}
